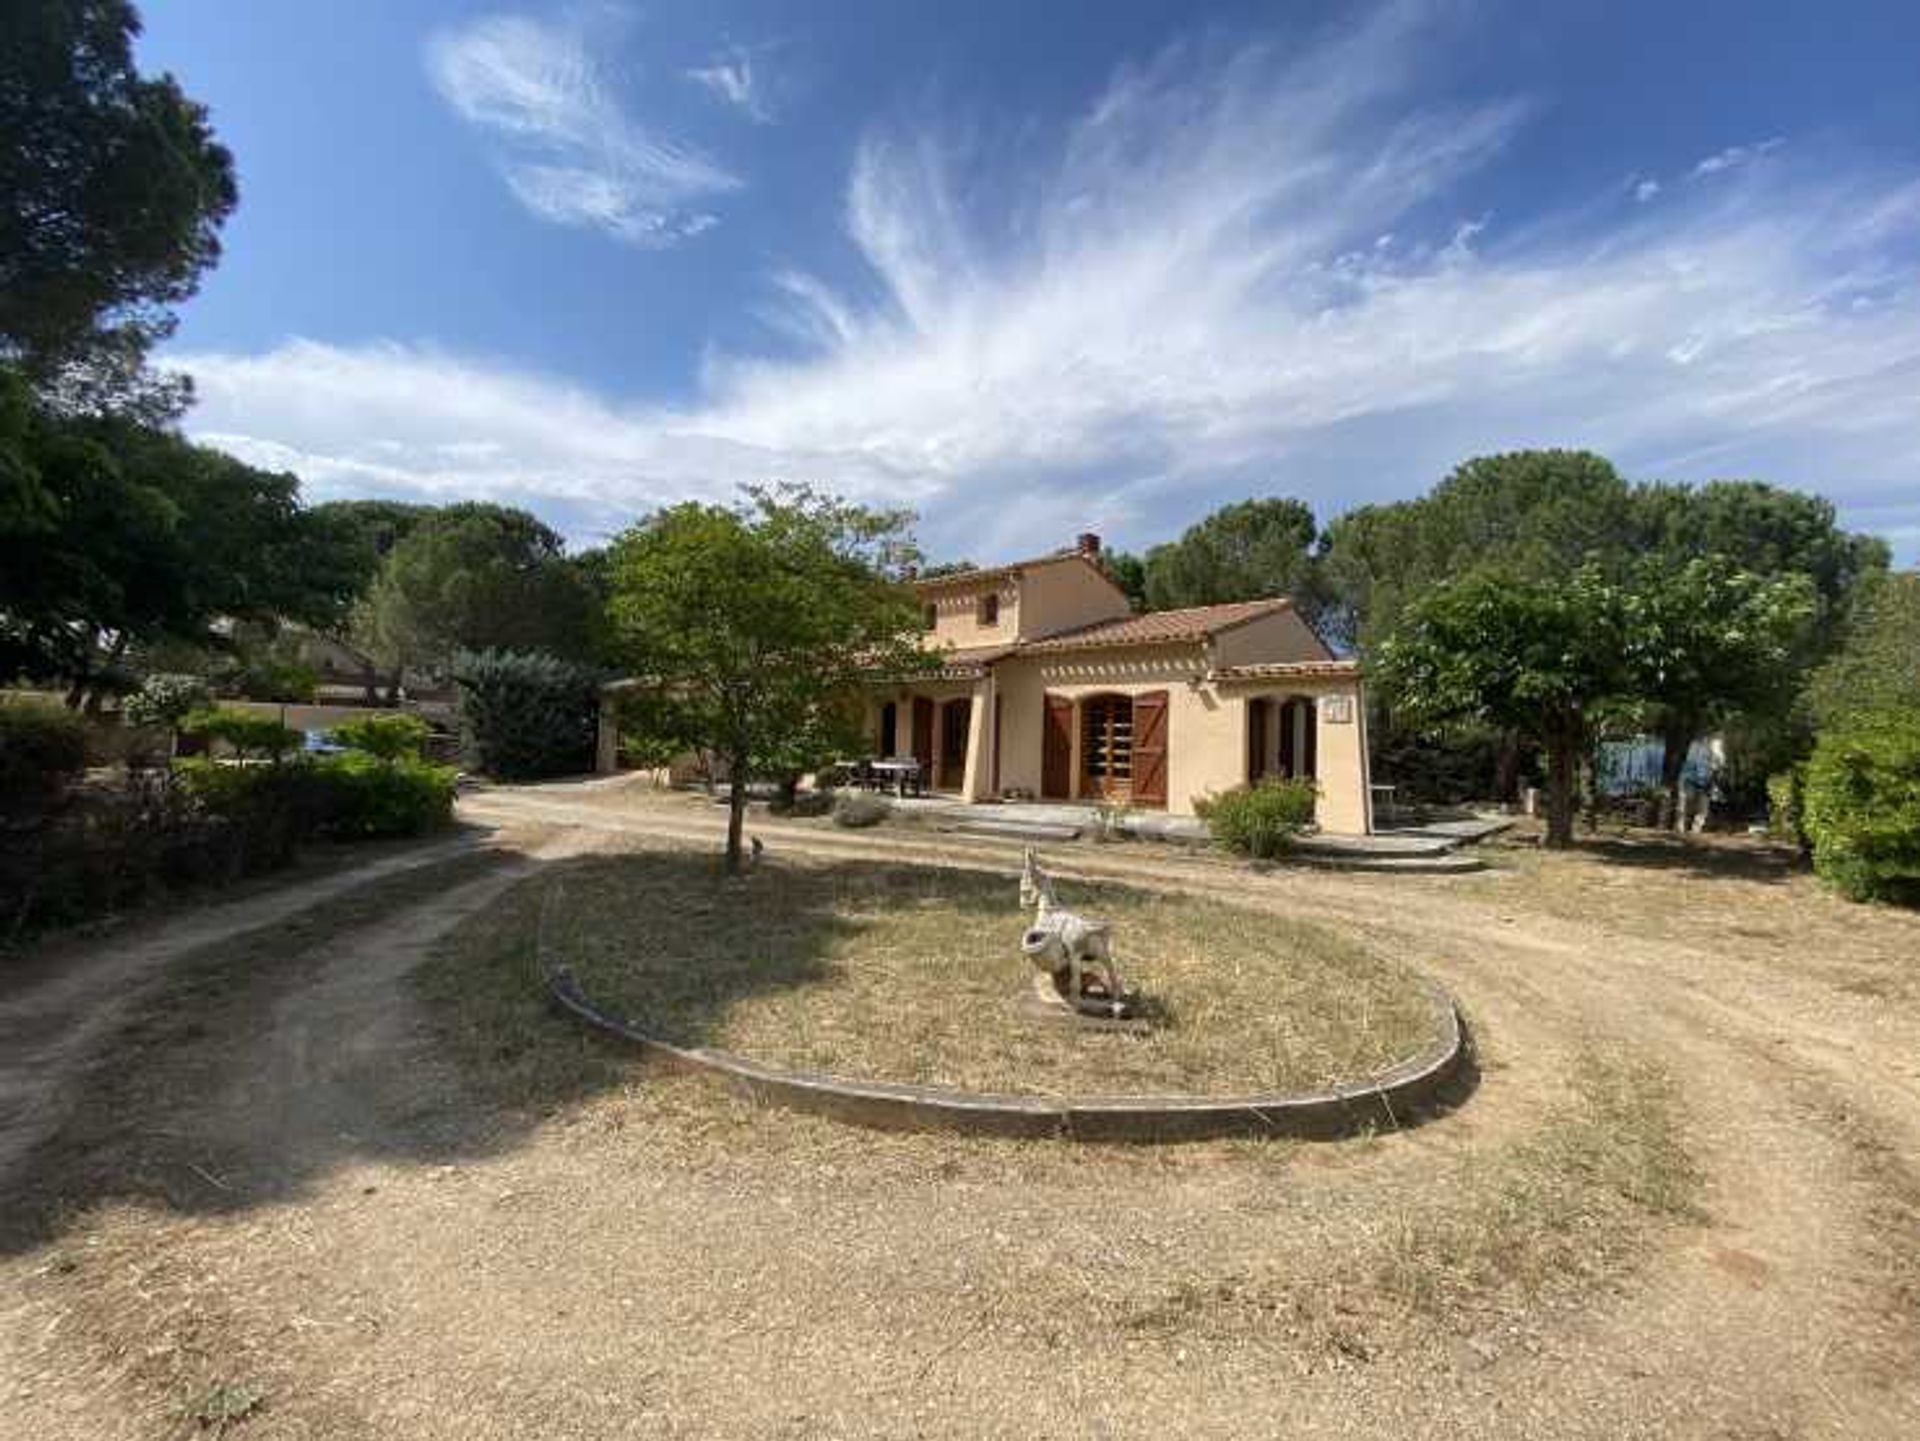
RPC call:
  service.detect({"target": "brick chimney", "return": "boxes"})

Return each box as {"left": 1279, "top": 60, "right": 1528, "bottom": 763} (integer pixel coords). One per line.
{"left": 1076, "top": 531, "right": 1101, "bottom": 558}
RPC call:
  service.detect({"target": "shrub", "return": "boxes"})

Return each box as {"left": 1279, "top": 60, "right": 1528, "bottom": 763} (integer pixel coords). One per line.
{"left": 1195, "top": 777, "right": 1319, "bottom": 859}
{"left": 329, "top": 712, "right": 430, "bottom": 763}
{"left": 0, "top": 699, "right": 89, "bottom": 818}
{"left": 227, "top": 657, "right": 319, "bottom": 703}
{"left": 1767, "top": 766, "right": 1808, "bottom": 853}
{"left": 122, "top": 673, "right": 211, "bottom": 731}
{"left": 172, "top": 757, "right": 328, "bottom": 873}
{"left": 832, "top": 791, "right": 891, "bottom": 828}
{"left": 1802, "top": 713, "right": 1920, "bottom": 904}
{"left": 180, "top": 707, "right": 303, "bottom": 761}
{"left": 451, "top": 649, "right": 601, "bottom": 780}
{"left": 312, "top": 752, "right": 456, "bottom": 837}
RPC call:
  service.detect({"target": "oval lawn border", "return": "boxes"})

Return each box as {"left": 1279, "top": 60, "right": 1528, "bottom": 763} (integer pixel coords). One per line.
{"left": 548, "top": 966, "right": 1469, "bottom": 1142}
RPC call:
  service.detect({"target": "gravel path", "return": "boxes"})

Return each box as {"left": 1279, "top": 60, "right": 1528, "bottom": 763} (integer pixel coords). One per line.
{"left": 2, "top": 780, "right": 1916, "bottom": 1438}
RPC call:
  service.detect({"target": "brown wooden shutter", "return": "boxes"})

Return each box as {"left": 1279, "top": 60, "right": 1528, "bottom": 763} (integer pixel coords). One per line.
{"left": 1132, "top": 690, "right": 1169, "bottom": 806}
{"left": 1042, "top": 695, "right": 1072, "bottom": 799}
{"left": 1247, "top": 697, "right": 1270, "bottom": 784}
{"left": 912, "top": 697, "right": 935, "bottom": 772}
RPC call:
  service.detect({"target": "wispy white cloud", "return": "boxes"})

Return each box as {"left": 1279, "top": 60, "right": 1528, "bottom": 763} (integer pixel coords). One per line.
{"left": 687, "top": 44, "right": 778, "bottom": 124}
{"left": 427, "top": 11, "right": 739, "bottom": 246}
{"left": 1631, "top": 175, "right": 1661, "bottom": 203}
{"left": 1692, "top": 136, "right": 1785, "bottom": 178}
{"left": 184, "top": 8, "right": 1920, "bottom": 562}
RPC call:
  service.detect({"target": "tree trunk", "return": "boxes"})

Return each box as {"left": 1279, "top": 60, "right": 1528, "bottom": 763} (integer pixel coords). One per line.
{"left": 1543, "top": 725, "right": 1578, "bottom": 849}
{"left": 1494, "top": 729, "right": 1522, "bottom": 806}
{"left": 724, "top": 746, "right": 750, "bottom": 875}
{"left": 1658, "top": 719, "right": 1694, "bottom": 833}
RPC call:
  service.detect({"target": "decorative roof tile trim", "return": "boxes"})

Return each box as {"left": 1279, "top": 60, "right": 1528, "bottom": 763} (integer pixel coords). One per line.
{"left": 1209, "top": 659, "right": 1363, "bottom": 681}
{"left": 1020, "top": 597, "right": 1293, "bottom": 654}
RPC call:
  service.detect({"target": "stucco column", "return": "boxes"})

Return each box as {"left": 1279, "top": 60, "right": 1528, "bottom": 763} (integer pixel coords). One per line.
{"left": 595, "top": 692, "right": 620, "bottom": 775}
{"left": 1311, "top": 680, "right": 1372, "bottom": 834}
{"left": 960, "top": 674, "right": 994, "bottom": 801}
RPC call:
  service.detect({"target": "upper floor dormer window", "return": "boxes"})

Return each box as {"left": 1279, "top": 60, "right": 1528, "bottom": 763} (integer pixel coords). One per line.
{"left": 977, "top": 592, "right": 1000, "bottom": 626}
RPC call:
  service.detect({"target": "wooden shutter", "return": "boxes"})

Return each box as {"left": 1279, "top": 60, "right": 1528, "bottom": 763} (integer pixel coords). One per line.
{"left": 1042, "top": 695, "right": 1073, "bottom": 799}
{"left": 1247, "top": 697, "right": 1270, "bottom": 783}
{"left": 912, "top": 697, "right": 935, "bottom": 772}
{"left": 1132, "top": 690, "right": 1169, "bottom": 806}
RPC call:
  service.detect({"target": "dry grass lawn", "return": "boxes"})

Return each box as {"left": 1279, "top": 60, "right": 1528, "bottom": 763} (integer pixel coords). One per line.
{"left": 471, "top": 849, "right": 1438, "bottom": 1097}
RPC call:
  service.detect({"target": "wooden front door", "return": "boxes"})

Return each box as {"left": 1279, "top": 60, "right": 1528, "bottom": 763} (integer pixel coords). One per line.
{"left": 1041, "top": 695, "right": 1072, "bottom": 799}
{"left": 911, "top": 697, "right": 935, "bottom": 774}
{"left": 938, "top": 699, "right": 971, "bottom": 790}
{"left": 1132, "top": 690, "right": 1169, "bottom": 807}
{"left": 879, "top": 701, "right": 897, "bottom": 756}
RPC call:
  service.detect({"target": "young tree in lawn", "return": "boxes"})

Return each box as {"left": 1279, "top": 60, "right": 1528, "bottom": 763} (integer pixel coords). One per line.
{"left": 1375, "top": 568, "right": 1626, "bottom": 848}
{"left": 606, "top": 486, "right": 932, "bottom": 874}
{"left": 1618, "top": 556, "right": 1818, "bottom": 828}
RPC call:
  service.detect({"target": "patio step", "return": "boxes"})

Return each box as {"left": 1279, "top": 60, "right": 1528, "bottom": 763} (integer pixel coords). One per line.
{"left": 950, "top": 818, "right": 1085, "bottom": 843}
{"left": 1277, "top": 851, "right": 1486, "bottom": 875}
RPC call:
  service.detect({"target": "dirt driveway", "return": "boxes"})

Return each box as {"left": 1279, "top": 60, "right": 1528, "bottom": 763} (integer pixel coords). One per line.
{"left": 2, "top": 778, "right": 1917, "bottom": 1438}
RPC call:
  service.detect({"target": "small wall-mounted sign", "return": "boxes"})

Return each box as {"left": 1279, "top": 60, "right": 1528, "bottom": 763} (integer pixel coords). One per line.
{"left": 1322, "top": 695, "right": 1354, "bottom": 725}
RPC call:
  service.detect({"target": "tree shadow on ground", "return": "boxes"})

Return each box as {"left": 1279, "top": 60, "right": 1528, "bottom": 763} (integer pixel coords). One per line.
{"left": 0, "top": 848, "right": 1018, "bottom": 1256}
{"left": 1565, "top": 831, "right": 1807, "bottom": 885}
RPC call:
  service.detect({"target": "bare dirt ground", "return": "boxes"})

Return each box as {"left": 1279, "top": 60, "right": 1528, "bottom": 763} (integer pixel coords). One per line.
{"left": 2, "top": 775, "right": 1917, "bottom": 1439}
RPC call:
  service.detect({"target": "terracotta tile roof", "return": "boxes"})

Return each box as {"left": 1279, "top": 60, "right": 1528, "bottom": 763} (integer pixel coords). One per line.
{"left": 1208, "top": 659, "right": 1361, "bottom": 681}
{"left": 1020, "top": 597, "right": 1294, "bottom": 653}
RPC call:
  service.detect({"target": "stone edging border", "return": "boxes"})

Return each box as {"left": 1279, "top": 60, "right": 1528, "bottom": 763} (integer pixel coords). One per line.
{"left": 547, "top": 967, "right": 1470, "bottom": 1142}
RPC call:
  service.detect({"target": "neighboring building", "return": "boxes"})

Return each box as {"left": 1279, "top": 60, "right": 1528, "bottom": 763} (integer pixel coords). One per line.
{"left": 873, "top": 534, "right": 1373, "bottom": 833}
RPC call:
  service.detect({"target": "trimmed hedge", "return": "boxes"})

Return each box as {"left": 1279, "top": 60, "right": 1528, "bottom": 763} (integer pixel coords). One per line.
{"left": 452, "top": 648, "right": 601, "bottom": 780}
{"left": 181, "top": 706, "right": 303, "bottom": 761}
{"left": 1195, "top": 777, "right": 1319, "bottom": 859}
{"left": 329, "top": 712, "right": 430, "bottom": 762}
{"left": 314, "top": 752, "right": 456, "bottom": 837}
{"left": 1803, "top": 713, "right": 1920, "bottom": 904}
{"left": 0, "top": 698, "right": 89, "bottom": 818}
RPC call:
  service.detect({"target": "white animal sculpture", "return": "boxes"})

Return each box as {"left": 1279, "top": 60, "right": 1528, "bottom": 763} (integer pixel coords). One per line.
{"left": 1018, "top": 847, "right": 1128, "bottom": 1017}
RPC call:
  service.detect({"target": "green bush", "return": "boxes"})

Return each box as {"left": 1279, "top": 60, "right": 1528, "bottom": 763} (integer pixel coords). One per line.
{"left": 330, "top": 712, "right": 430, "bottom": 762}
{"left": 1767, "top": 766, "right": 1808, "bottom": 853}
{"left": 172, "top": 757, "right": 327, "bottom": 872}
{"left": 0, "top": 698, "right": 89, "bottom": 817}
{"left": 1195, "top": 777, "right": 1319, "bottom": 859}
{"left": 451, "top": 649, "right": 601, "bottom": 780}
{"left": 122, "top": 673, "right": 211, "bottom": 730}
{"left": 181, "top": 707, "right": 303, "bottom": 761}
{"left": 312, "top": 752, "right": 456, "bottom": 837}
{"left": 1803, "top": 713, "right": 1920, "bottom": 904}
{"left": 227, "top": 657, "right": 319, "bottom": 703}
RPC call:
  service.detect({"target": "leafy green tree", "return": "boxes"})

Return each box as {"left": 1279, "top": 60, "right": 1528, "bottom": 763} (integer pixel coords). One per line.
{"left": 606, "top": 485, "right": 933, "bottom": 872}
{"left": 1634, "top": 481, "right": 1888, "bottom": 803}
{"left": 1806, "top": 571, "right": 1920, "bottom": 730}
{"left": 353, "top": 503, "right": 600, "bottom": 686}
{"left": 2, "top": 0, "right": 237, "bottom": 419}
{"left": 1375, "top": 568, "right": 1627, "bottom": 848}
{"left": 1324, "top": 450, "right": 1638, "bottom": 654}
{"left": 1619, "top": 557, "right": 1818, "bottom": 826}
{"left": 0, "top": 410, "right": 350, "bottom": 705}
{"left": 1099, "top": 549, "right": 1149, "bottom": 612}
{"left": 1141, "top": 498, "right": 1327, "bottom": 619}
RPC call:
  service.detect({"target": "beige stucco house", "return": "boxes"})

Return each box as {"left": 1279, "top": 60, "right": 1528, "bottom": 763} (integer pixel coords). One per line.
{"left": 870, "top": 535, "right": 1374, "bottom": 833}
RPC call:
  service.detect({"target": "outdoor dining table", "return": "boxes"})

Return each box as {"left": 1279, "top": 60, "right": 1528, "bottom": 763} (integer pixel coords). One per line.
{"left": 867, "top": 758, "right": 924, "bottom": 797}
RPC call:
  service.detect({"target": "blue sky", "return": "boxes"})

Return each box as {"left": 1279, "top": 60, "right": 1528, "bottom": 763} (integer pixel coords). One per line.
{"left": 140, "top": 1, "right": 1920, "bottom": 563}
